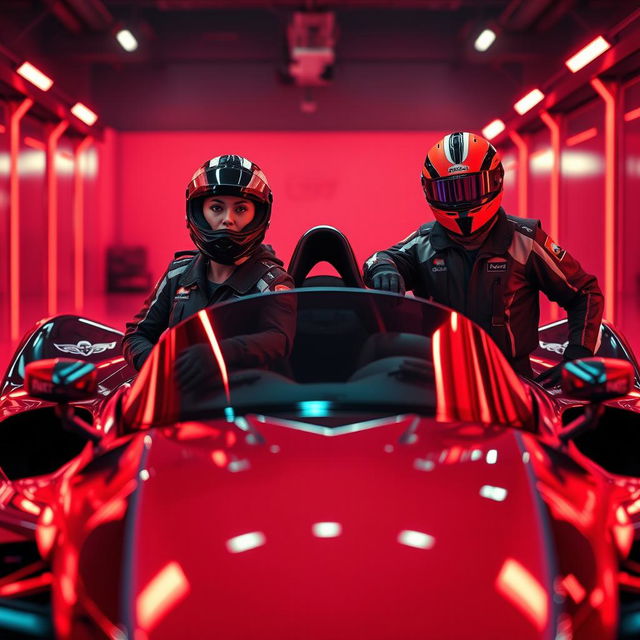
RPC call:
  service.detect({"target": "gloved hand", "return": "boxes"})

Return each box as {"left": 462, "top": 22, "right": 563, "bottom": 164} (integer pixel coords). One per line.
{"left": 369, "top": 265, "right": 406, "bottom": 295}
{"left": 175, "top": 343, "right": 220, "bottom": 393}
{"left": 535, "top": 344, "right": 593, "bottom": 388}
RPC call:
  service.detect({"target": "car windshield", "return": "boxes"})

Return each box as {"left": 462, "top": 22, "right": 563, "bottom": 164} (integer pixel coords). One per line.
{"left": 122, "top": 289, "right": 533, "bottom": 429}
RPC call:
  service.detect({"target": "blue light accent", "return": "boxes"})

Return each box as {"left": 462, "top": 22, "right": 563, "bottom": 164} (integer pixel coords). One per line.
{"left": 297, "top": 401, "right": 332, "bottom": 418}
{"left": 0, "top": 606, "right": 51, "bottom": 635}
{"left": 64, "top": 363, "right": 94, "bottom": 383}
{"left": 565, "top": 362, "right": 590, "bottom": 381}
{"left": 621, "top": 611, "right": 640, "bottom": 634}
{"left": 224, "top": 406, "right": 235, "bottom": 422}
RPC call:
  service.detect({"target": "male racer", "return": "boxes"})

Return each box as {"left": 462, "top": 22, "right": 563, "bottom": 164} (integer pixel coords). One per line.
{"left": 363, "top": 131, "right": 603, "bottom": 379}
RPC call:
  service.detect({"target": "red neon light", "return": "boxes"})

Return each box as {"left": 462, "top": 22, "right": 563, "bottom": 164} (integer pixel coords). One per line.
{"left": 9, "top": 98, "right": 34, "bottom": 341}
{"left": 539, "top": 111, "right": 561, "bottom": 321}
{"left": 23, "top": 136, "right": 45, "bottom": 150}
{"left": 96, "top": 356, "right": 126, "bottom": 369}
{"left": 137, "top": 562, "right": 190, "bottom": 632}
{"left": 13, "top": 496, "right": 41, "bottom": 516}
{"left": 0, "top": 124, "right": 6, "bottom": 134}
{"left": 73, "top": 136, "right": 93, "bottom": 311}
{"left": 495, "top": 558, "right": 548, "bottom": 631}
{"left": 0, "top": 572, "right": 52, "bottom": 597}
{"left": 509, "top": 131, "right": 528, "bottom": 216}
{"left": 566, "top": 127, "right": 597, "bottom": 147}
{"left": 591, "top": 78, "right": 616, "bottom": 323}
{"left": 198, "top": 310, "right": 230, "bottom": 402}
{"left": 624, "top": 107, "right": 640, "bottom": 122}
{"left": 47, "top": 120, "right": 69, "bottom": 316}
{"left": 211, "top": 449, "right": 228, "bottom": 467}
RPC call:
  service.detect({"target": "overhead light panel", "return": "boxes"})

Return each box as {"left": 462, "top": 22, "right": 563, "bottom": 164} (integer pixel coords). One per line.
{"left": 16, "top": 62, "right": 53, "bottom": 91}
{"left": 482, "top": 119, "right": 505, "bottom": 140}
{"left": 71, "top": 102, "right": 98, "bottom": 126}
{"left": 565, "top": 36, "right": 611, "bottom": 73}
{"left": 474, "top": 29, "right": 496, "bottom": 52}
{"left": 513, "top": 89, "right": 545, "bottom": 115}
{"left": 116, "top": 29, "right": 138, "bottom": 52}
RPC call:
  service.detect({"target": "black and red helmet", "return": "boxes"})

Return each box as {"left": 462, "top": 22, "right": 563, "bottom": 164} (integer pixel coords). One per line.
{"left": 186, "top": 155, "right": 273, "bottom": 264}
{"left": 421, "top": 132, "right": 504, "bottom": 236}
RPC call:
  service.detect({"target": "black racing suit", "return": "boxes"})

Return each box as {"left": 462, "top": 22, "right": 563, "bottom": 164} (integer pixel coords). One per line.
{"left": 123, "top": 246, "right": 295, "bottom": 371}
{"left": 363, "top": 209, "right": 604, "bottom": 377}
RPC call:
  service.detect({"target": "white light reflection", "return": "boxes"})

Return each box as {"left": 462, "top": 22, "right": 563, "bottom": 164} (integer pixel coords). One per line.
{"left": 470, "top": 449, "right": 483, "bottom": 461}
{"left": 522, "top": 452, "right": 530, "bottom": 464}
{"left": 561, "top": 151, "right": 603, "bottom": 177}
{"left": 398, "top": 530, "right": 435, "bottom": 550}
{"left": 226, "top": 532, "right": 266, "bottom": 554}
{"left": 139, "top": 469, "right": 150, "bottom": 481}
{"left": 480, "top": 485, "right": 508, "bottom": 502}
{"left": 312, "top": 522, "right": 342, "bottom": 538}
{"left": 486, "top": 449, "right": 498, "bottom": 464}
{"left": 414, "top": 458, "right": 435, "bottom": 472}
{"left": 228, "top": 459, "right": 250, "bottom": 473}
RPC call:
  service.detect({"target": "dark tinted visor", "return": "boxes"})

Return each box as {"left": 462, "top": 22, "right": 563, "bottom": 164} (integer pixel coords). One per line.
{"left": 424, "top": 169, "right": 503, "bottom": 205}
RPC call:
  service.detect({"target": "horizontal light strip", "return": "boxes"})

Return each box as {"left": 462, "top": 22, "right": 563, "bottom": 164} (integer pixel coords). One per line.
{"left": 514, "top": 89, "right": 545, "bottom": 115}
{"left": 482, "top": 118, "right": 505, "bottom": 140}
{"left": 565, "top": 36, "right": 611, "bottom": 73}
{"left": 16, "top": 62, "right": 53, "bottom": 91}
{"left": 624, "top": 107, "right": 640, "bottom": 122}
{"left": 70, "top": 102, "right": 98, "bottom": 126}
{"left": 474, "top": 28, "right": 496, "bottom": 52}
{"left": 566, "top": 127, "right": 597, "bottom": 147}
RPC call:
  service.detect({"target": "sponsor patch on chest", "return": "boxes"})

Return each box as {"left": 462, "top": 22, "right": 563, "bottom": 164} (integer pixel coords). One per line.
{"left": 174, "top": 284, "right": 196, "bottom": 300}
{"left": 431, "top": 257, "right": 447, "bottom": 272}
{"left": 486, "top": 257, "right": 507, "bottom": 272}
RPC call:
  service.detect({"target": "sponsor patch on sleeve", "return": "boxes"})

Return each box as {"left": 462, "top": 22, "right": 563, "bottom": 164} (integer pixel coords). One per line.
{"left": 544, "top": 236, "right": 566, "bottom": 261}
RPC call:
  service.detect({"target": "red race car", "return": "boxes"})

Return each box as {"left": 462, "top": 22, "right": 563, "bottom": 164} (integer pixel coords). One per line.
{"left": 1, "top": 227, "right": 640, "bottom": 640}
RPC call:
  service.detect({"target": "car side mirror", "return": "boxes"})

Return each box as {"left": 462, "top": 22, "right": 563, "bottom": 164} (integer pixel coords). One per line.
{"left": 561, "top": 357, "right": 634, "bottom": 402}
{"left": 24, "top": 359, "right": 103, "bottom": 444}
{"left": 559, "top": 357, "right": 635, "bottom": 443}
{"left": 25, "top": 358, "right": 98, "bottom": 403}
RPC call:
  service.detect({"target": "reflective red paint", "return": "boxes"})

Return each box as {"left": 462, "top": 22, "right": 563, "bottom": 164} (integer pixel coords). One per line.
{"left": 136, "top": 561, "right": 190, "bottom": 632}
{"left": 198, "top": 309, "right": 230, "bottom": 402}
{"left": 495, "top": 558, "right": 549, "bottom": 631}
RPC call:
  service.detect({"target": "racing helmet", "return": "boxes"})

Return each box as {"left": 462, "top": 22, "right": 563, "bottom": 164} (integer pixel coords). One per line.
{"left": 186, "top": 155, "right": 273, "bottom": 264}
{"left": 421, "top": 132, "right": 504, "bottom": 236}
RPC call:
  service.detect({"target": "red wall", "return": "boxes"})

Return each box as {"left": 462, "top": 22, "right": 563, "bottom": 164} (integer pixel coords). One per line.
{"left": 112, "top": 131, "right": 445, "bottom": 279}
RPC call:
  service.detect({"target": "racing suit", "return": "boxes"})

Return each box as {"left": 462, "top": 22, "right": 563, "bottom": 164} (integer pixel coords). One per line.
{"left": 122, "top": 246, "right": 295, "bottom": 371}
{"left": 363, "top": 209, "right": 603, "bottom": 377}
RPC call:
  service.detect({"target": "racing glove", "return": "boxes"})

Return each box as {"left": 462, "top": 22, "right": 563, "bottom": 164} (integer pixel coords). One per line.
{"left": 175, "top": 344, "right": 221, "bottom": 393}
{"left": 368, "top": 264, "right": 406, "bottom": 295}
{"left": 535, "top": 344, "right": 594, "bottom": 388}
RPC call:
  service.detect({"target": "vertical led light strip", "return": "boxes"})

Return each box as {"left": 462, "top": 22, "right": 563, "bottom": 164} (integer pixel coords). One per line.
{"left": 46, "top": 120, "right": 69, "bottom": 316}
{"left": 9, "top": 98, "right": 34, "bottom": 341}
{"left": 73, "top": 136, "right": 93, "bottom": 312}
{"left": 539, "top": 111, "right": 561, "bottom": 321}
{"left": 509, "top": 131, "right": 529, "bottom": 217}
{"left": 591, "top": 77, "right": 617, "bottom": 323}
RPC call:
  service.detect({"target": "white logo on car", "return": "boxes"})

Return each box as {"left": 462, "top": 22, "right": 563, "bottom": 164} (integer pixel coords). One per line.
{"left": 54, "top": 340, "right": 117, "bottom": 357}
{"left": 539, "top": 340, "right": 568, "bottom": 355}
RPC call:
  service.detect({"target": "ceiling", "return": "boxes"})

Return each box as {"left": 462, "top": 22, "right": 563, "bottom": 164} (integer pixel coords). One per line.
{"left": 0, "top": 0, "right": 637, "bottom": 130}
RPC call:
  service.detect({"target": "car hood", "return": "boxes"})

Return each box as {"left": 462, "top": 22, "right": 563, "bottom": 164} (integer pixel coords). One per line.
{"left": 126, "top": 415, "right": 557, "bottom": 640}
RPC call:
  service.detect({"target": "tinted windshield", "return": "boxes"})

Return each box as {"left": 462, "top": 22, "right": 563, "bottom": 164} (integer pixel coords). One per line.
{"left": 123, "top": 289, "right": 533, "bottom": 429}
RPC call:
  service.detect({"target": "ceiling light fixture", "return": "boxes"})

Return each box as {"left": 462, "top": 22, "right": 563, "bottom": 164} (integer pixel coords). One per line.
{"left": 514, "top": 89, "right": 545, "bottom": 115}
{"left": 565, "top": 36, "right": 611, "bottom": 73}
{"left": 70, "top": 102, "right": 98, "bottom": 126}
{"left": 116, "top": 29, "right": 138, "bottom": 52}
{"left": 474, "top": 28, "right": 496, "bottom": 52}
{"left": 16, "top": 62, "right": 53, "bottom": 91}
